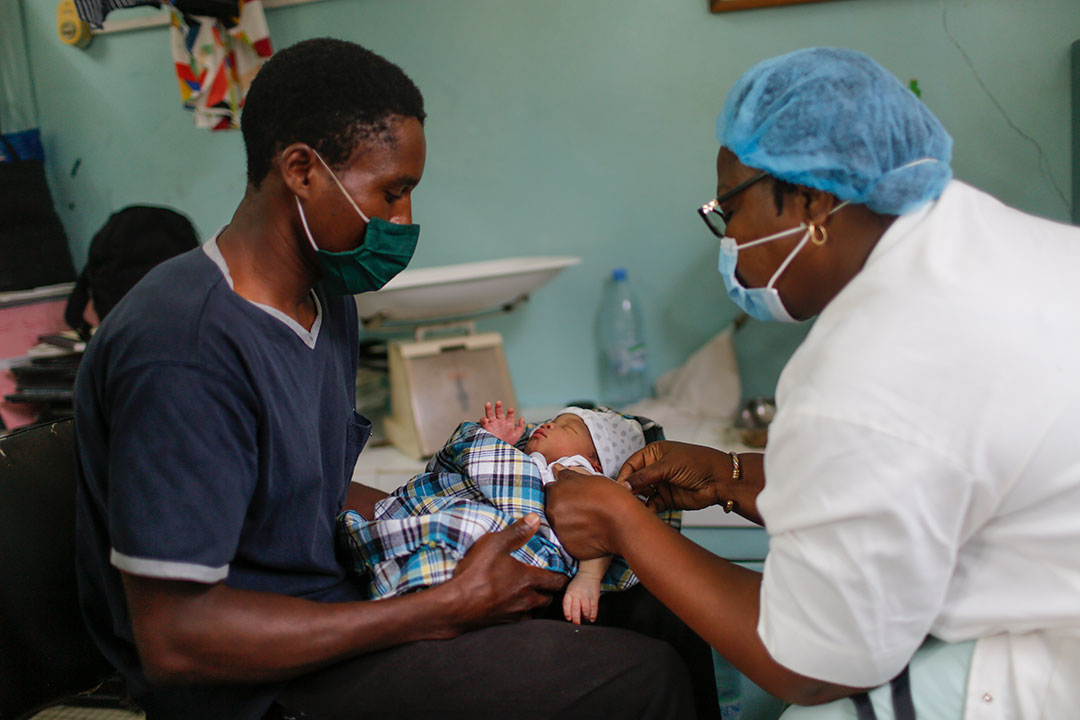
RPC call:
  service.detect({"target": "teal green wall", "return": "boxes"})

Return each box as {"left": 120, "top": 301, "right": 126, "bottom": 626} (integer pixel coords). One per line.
{"left": 15, "top": 0, "right": 1080, "bottom": 405}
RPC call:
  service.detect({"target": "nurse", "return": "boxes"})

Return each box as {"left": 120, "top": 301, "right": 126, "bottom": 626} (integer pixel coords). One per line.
{"left": 547, "top": 47, "right": 1080, "bottom": 718}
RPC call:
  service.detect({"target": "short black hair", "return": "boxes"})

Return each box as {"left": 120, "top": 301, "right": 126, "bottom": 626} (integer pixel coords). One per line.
{"left": 241, "top": 38, "right": 426, "bottom": 187}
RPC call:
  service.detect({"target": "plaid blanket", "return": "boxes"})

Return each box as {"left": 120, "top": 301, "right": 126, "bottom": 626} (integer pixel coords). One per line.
{"left": 339, "top": 421, "right": 680, "bottom": 599}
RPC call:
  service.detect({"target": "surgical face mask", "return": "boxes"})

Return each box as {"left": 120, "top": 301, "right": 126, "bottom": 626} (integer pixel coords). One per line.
{"left": 294, "top": 151, "right": 419, "bottom": 295}
{"left": 717, "top": 201, "right": 849, "bottom": 323}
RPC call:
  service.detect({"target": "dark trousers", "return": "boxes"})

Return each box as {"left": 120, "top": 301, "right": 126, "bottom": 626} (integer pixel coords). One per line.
{"left": 583, "top": 584, "right": 720, "bottom": 719}
{"left": 273, "top": 585, "right": 713, "bottom": 720}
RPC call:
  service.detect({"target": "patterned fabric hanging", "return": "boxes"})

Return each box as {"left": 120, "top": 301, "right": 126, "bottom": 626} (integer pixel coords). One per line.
{"left": 166, "top": 0, "right": 273, "bottom": 130}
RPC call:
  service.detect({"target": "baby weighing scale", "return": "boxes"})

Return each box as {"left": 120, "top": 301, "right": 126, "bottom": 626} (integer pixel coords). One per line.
{"left": 354, "top": 256, "right": 580, "bottom": 458}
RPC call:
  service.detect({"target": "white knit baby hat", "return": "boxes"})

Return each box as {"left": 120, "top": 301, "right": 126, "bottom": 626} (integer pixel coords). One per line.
{"left": 555, "top": 407, "right": 646, "bottom": 478}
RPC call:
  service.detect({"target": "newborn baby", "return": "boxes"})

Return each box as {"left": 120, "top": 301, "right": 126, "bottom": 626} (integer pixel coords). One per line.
{"left": 339, "top": 403, "right": 648, "bottom": 623}
{"left": 480, "top": 401, "right": 645, "bottom": 624}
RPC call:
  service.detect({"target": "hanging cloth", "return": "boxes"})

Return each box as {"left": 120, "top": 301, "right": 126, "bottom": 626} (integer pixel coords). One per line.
{"left": 166, "top": 0, "right": 273, "bottom": 131}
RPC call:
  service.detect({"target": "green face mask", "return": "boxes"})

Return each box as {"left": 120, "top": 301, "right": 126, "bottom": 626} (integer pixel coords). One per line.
{"left": 295, "top": 151, "right": 419, "bottom": 295}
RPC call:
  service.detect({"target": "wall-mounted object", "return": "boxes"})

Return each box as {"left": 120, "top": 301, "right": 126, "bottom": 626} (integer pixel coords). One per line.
{"left": 710, "top": 0, "right": 838, "bottom": 12}
{"left": 57, "top": 0, "right": 92, "bottom": 47}
{"left": 92, "top": 0, "right": 324, "bottom": 34}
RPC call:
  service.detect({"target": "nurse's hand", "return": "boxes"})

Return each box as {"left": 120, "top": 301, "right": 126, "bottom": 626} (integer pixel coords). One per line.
{"left": 617, "top": 441, "right": 764, "bottom": 527}
{"left": 546, "top": 466, "right": 651, "bottom": 561}
{"left": 615, "top": 441, "right": 726, "bottom": 511}
{"left": 450, "top": 513, "right": 567, "bottom": 628}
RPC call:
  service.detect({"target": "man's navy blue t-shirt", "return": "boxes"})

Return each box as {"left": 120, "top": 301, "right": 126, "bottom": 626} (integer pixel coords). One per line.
{"left": 74, "top": 244, "right": 369, "bottom": 719}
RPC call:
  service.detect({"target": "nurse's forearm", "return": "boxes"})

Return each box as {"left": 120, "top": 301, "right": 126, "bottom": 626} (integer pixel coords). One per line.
{"left": 614, "top": 506, "right": 866, "bottom": 705}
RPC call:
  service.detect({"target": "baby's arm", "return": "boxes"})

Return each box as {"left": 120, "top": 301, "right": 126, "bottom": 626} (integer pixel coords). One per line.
{"left": 479, "top": 400, "right": 526, "bottom": 445}
{"left": 562, "top": 555, "right": 614, "bottom": 625}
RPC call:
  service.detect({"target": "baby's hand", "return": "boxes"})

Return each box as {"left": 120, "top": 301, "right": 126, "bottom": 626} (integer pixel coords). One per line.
{"left": 479, "top": 400, "right": 525, "bottom": 445}
{"left": 563, "top": 573, "right": 601, "bottom": 625}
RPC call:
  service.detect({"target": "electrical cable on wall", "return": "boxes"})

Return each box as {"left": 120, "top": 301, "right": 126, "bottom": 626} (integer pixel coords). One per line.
{"left": 942, "top": 5, "right": 1072, "bottom": 215}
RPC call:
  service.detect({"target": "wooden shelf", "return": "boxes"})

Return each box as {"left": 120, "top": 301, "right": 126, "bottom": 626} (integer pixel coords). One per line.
{"left": 710, "top": 0, "right": 836, "bottom": 12}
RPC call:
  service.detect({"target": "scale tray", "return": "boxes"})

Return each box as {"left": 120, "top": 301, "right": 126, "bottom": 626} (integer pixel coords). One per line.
{"left": 354, "top": 256, "right": 581, "bottom": 324}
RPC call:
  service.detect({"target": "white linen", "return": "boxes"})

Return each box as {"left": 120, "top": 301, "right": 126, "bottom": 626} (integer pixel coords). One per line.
{"left": 756, "top": 180, "right": 1080, "bottom": 718}
{"left": 530, "top": 452, "right": 597, "bottom": 485}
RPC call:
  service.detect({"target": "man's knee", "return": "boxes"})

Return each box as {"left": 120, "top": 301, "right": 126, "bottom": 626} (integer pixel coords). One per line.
{"left": 598, "top": 635, "right": 696, "bottom": 720}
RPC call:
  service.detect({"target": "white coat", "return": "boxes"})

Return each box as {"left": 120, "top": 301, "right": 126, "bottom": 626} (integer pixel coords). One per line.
{"left": 757, "top": 181, "right": 1080, "bottom": 718}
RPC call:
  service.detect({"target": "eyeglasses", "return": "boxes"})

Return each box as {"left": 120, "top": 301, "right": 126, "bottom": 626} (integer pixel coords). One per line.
{"left": 697, "top": 171, "right": 769, "bottom": 238}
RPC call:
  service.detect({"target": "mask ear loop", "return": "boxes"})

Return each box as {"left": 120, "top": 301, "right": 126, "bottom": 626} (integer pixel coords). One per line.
{"left": 285, "top": 147, "right": 333, "bottom": 255}
{"left": 765, "top": 225, "right": 813, "bottom": 290}
{"left": 811, "top": 200, "right": 851, "bottom": 246}
{"left": 729, "top": 222, "right": 806, "bottom": 251}
{"left": 295, "top": 196, "right": 321, "bottom": 253}
{"left": 311, "top": 150, "right": 372, "bottom": 223}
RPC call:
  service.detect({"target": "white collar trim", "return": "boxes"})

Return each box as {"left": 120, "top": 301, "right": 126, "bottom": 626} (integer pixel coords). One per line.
{"left": 202, "top": 229, "right": 322, "bottom": 349}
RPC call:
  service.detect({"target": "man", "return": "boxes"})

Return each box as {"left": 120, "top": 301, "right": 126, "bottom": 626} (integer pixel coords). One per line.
{"left": 74, "top": 38, "right": 703, "bottom": 719}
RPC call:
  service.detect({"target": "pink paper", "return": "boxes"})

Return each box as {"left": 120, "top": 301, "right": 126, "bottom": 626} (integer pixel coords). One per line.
{"left": 0, "top": 298, "right": 69, "bottom": 429}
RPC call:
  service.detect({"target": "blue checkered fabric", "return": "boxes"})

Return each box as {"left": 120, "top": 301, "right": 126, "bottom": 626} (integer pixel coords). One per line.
{"left": 339, "top": 420, "right": 680, "bottom": 599}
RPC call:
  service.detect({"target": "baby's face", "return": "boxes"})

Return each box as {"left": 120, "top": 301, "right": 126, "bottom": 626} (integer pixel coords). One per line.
{"left": 524, "top": 414, "right": 601, "bottom": 472}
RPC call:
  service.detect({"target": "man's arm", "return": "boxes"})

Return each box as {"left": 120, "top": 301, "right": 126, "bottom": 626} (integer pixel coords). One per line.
{"left": 124, "top": 514, "right": 566, "bottom": 686}
{"left": 344, "top": 481, "right": 389, "bottom": 519}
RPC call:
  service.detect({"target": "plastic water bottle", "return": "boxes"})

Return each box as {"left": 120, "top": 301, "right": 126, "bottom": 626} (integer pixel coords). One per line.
{"left": 712, "top": 649, "right": 743, "bottom": 719}
{"left": 598, "top": 268, "right": 649, "bottom": 406}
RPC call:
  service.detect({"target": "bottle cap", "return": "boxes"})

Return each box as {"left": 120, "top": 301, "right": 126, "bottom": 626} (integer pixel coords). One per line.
{"left": 612, "top": 268, "right": 628, "bottom": 281}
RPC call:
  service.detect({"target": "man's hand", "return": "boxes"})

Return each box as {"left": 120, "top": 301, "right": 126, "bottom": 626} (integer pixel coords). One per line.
{"left": 450, "top": 513, "right": 567, "bottom": 629}
{"left": 479, "top": 400, "right": 526, "bottom": 445}
{"left": 344, "top": 482, "right": 389, "bottom": 520}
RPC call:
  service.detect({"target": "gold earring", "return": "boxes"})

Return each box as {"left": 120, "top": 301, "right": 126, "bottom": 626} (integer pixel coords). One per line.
{"left": 809, "top": 224, "right": 828, "bottom": 246}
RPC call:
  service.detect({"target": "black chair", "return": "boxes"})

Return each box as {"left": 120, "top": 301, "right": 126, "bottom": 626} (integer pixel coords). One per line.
{"left": 0, "top": 417, "right": 117, "bottom": 719}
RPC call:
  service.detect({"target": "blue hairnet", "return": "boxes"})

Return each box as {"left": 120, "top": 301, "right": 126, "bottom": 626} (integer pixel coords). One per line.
{"left": 717, "top": 47, "right": 953, "bottom": 215}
